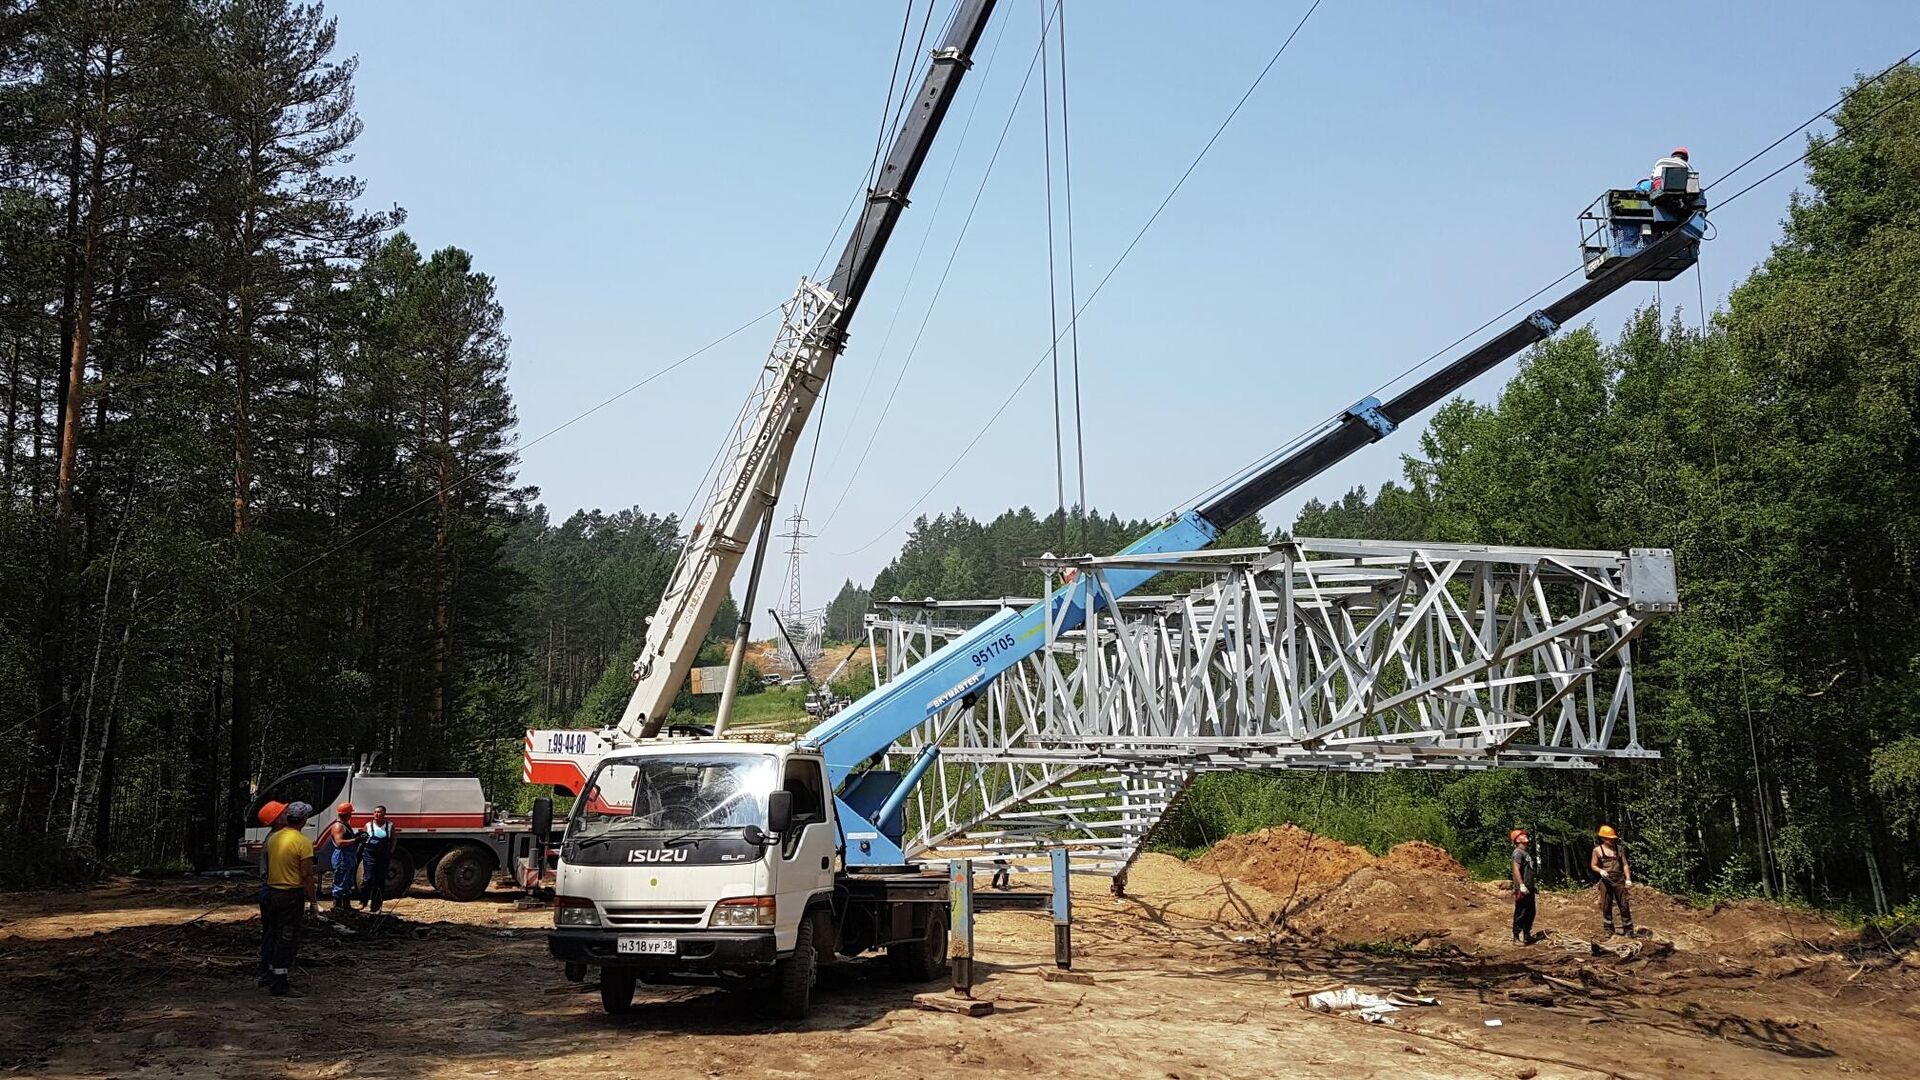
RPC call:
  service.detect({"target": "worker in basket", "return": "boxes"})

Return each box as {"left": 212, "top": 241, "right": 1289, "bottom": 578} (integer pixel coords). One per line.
{"left": 1509, "top": 828, "right": 1538, "bottom": 945}
{"left": 1638, "top": 147, "right": 1692, "bottom": 193}
{"left": 1590, "top": 824, "right": 1635, "bottom": 937}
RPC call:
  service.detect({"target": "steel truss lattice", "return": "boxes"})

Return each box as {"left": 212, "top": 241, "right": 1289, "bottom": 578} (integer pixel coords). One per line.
{"left": 861, "top": 538, "right": 1678, "bottom": 876}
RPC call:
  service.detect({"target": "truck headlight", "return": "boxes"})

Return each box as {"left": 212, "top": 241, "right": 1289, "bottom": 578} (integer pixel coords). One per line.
{"left": 710, "top": 896, "right": 776, "bottom": 928}
{"left": 553, "top": 895, "right": 601, "bottom": 927}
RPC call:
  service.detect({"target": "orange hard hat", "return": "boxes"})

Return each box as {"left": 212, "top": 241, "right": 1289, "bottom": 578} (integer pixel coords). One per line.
{"left": 257, "top": 801, "right": 287, "bottom": 827}
{"left": 1670, "top": 147, "right": 1689, "bottom": 160}
{"left": 1597, "top": 824, "right": 1619, "bottom": 839}
{"left": 336, "top": 802, "right": 354, "bottom": 815}
{"left": 1510, "top": 829, "right": 1528, "bottom": 843}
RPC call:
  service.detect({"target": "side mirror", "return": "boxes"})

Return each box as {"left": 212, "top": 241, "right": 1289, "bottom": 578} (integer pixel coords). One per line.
{"left": 740, "top": 824, "right": 768, "bottom": 848}
{"left": 531, "top": 796, "right": 554, "bottom": 839}
{"left": 766, "top": 790, "right": 794, "bottom": 836}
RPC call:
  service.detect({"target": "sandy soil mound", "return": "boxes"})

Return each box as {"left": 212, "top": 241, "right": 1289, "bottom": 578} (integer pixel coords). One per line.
{"left": 1287, "top": 863, "right": 1497, "bottom": 946}
{"left": 1189, "top": 825, "right": 1859, "bottom": 966}
{"left": 1380, "top": 840, "right": 1468, "bottom": 878}
{"left": 1115, "top": 852, "right": 1286, "bottom": 925}
{"left": 1191, "top": 824, "right": 1373, "bottom": 899}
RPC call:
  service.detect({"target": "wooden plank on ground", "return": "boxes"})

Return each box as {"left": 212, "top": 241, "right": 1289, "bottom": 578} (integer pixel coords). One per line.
{"left": 914, "top": 992, "right": 994, "bottom": 1016}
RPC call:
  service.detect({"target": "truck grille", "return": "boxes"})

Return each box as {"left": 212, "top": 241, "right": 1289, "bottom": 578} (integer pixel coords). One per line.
{"left": 602, "top": 903, "right": 707, "bottom": 929}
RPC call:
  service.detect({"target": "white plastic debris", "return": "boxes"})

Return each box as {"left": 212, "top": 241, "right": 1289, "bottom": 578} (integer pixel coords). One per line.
{"left": 1306, "top": 987, "right": 1440, "bottom": 1025}
{"left": 1484, "top": 1019, "right": 1504, "bottom": 1028}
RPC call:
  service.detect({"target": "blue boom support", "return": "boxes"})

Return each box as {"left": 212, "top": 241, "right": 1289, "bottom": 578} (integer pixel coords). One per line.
{"left": 808, "top": 189, "right": 1708, "bottom": 867}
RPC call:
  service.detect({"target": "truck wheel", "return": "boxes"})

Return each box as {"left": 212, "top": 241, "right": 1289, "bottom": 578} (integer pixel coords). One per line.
{"left": 431, "top": 844, "right": 495, "bottom": 902}
{"left": 382, "top": 848, "right": 417, "bottom": 900}
{"left": 599, "top": 967, "right": 637, "bottom": 1014}
{"left": 888, "top": 906, "right": 949, "bottom": 982}
{"left": 773, "top": 913, "right": 816, "bottom": 1020}
{"left": 564, "top": 961, "right": 587, "bottom": 983}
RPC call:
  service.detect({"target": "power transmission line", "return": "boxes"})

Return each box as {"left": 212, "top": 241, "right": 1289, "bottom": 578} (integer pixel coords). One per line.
{"left": 834, "top": 0, "right": 1326, "bottom": 555}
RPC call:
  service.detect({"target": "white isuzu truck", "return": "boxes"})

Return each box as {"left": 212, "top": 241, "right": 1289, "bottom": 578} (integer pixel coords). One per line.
{"left": 544, "top": 735, "right": 950, "bottom": 1018}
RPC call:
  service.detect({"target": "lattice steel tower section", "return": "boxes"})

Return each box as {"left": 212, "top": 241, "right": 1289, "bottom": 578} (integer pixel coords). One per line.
{"left": 778, "top": 509, "right": 820, "bottom": 670}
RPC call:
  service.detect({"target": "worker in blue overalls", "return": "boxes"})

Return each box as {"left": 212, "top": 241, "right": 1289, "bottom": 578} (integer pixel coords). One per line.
{"left": 323, "top": 802, "right": 361, "bottom": 911}
{"left": 357, "top": 804, "right": 399, "bottom": 913}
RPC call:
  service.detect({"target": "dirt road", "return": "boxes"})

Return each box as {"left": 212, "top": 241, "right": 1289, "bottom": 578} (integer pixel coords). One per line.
{"left": 5, "top": 850, "right": 1916, "bottom": 1079}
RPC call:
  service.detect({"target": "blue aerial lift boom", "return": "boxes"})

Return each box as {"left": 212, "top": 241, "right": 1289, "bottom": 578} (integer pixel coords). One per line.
{"left": 809, "top": 171, "right": 1709, "bottom": 866}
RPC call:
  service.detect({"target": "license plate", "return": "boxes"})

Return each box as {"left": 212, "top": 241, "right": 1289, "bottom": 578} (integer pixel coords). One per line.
{"left": 616, "top": 936, "right": 676, "bottom": 956}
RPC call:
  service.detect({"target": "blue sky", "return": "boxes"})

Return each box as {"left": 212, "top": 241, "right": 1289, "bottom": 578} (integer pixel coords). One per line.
{"left": 331, "top": 0, "right": 1913, "bottom": 610}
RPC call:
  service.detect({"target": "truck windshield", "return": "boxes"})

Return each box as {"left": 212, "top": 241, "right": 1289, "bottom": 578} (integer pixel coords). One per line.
{"left": 570, "top": 754, "right": 776, "bottom": 839}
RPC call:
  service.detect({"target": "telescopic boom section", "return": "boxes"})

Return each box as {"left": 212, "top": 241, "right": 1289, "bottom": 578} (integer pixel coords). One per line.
{"left": 807, "top": 187, "right": 1708, "bottom": 866}
{"left": 610, "top": 0, "right": 1001, "bottom": 743}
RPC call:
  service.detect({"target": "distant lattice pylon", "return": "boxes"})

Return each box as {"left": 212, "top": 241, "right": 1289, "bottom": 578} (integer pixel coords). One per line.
{"left": 778, "top": 509, "right": 817, "bottom": 665}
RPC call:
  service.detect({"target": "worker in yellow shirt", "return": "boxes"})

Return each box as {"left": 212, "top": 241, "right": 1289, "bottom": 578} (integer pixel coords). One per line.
{"left": 263, "top": 801, "right": 319, "bottom": 996}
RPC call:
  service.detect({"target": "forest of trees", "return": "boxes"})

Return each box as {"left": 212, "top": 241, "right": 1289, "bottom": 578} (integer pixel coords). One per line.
{"left": 0, "top": 0, "right": 733, "bottom": 880}
{"left": 828, "top": 69, "right": 1920, "bottom": 911}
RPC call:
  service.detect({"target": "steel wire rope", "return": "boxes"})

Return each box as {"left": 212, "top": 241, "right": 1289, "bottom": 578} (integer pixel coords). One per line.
{"left": 867, "top": 0, "right": 924, "bottom": 192}
{"left": 7, "top": 306, "right": 787, "bottom": 740}
{"left": 775, "top": 0, "right": 960, "bottom": 620}
{"left": 816, "top": 2, "right": 1066, "bottom": 536}
{"left": 1058, "top": 0, "right": 1087, "bottom": 546}
{"left": 831, "top": 0, "right": 1325, "bottom": 556}
{"left": 1041, "top": 0, "right": 1067, "bottom": 549}
{"left": 811, "top": 1, "right": 938, "bottom": 282}
{"left": 816, "top": 7, "right": 1014, "bottom": 489}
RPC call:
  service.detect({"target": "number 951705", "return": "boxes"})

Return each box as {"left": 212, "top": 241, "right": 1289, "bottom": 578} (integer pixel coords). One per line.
{"left": 970, "top": 634, "right": 1017, "bottom": 667}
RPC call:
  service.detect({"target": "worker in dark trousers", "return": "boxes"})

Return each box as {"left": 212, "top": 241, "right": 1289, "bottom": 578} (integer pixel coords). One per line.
{"left": 1509, "top": 828, "right": 1538, "bottom": 945}
{"left": 1590, "top": 824, "right": 1634, "bottom": 937}
{"left": 324, "top": 802, "right": 360, "bottom": 911}
{"left": 255, "top": 800, "right": 289, "bottom": 987}
{"left": 264, "top": 801, "right": 319, "bottom": 996}
{"left": 357, "top": 805, "right": 399, "bottom": 912}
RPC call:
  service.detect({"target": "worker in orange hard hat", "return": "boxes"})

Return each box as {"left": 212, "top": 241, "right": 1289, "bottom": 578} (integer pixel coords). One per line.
{"left": 321, "top": 801, "right": 361, "bottom": 912}
{"left": 254, "top": 800, "right": 290, "bottom": 986}
{"left": 1650, "top": 146, "right": 1693, "bottom": 192}
{"left": 263, "top": 801, "right": 318, "bottom": 995}
{"left": 1590, "top": 824, "right": 1635, "bottom": 937}
{"left": 1509, "top": 828, "right": 1538, "bottom": 945}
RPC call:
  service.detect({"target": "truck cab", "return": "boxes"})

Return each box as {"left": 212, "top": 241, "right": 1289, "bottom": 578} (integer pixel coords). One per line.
{"left": 548, "top": 735, "right": 948, "bottom": 1017}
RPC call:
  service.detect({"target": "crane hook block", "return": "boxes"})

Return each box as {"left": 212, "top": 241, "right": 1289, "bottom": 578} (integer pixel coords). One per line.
{"left": 1344, "top": 396, "right": 1397, "bottom": 441}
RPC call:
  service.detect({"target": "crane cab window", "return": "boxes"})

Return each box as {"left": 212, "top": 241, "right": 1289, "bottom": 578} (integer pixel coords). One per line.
{"left": 782, "top": 758, "right": 827, "bottom": 825}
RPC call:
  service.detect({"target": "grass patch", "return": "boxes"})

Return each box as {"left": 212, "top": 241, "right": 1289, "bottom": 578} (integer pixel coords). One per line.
{"left": 668, "top": 685, "right": 813, "bottom": 730}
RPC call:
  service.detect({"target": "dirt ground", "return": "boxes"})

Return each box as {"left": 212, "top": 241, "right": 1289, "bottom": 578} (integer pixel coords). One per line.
{"left": 5, "top": 837, "right": 1918, "bottom": 1080}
